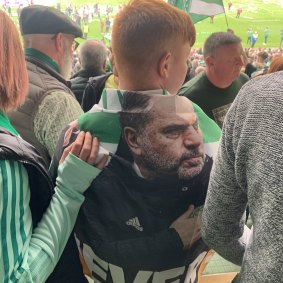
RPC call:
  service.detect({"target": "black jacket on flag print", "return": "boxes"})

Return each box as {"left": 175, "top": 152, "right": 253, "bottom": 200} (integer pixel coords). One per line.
{"left": 75, "top": 152, "right": 213, "bottom": 283}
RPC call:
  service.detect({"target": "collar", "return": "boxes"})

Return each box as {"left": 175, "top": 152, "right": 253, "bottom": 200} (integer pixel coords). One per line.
{"left": 132, "top": 162, "right": 144, "bottom": 178}
{"left": 0, "top": 112, "right": 19, "bottom": 135}
{"left": 97, "top": 88, "right": 169, "bottom": 112}
{"left": 71, "top": 69, "right": 105, "bottom": 79}
{"left": 25, "top": 48, "right": 60, "bottom": 74}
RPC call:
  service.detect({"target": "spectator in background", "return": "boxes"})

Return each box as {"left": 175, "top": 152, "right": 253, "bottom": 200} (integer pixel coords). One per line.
{"left": 105, "top": 16, "right": 111, "bottom": 33}
{"left": 0, "top": 10, "right": 105, "bottom": 283}
{"left": 244, "top": 59, "right": 257, "bottom": 78}
{"left": 263, "top": 27, "right": 269, "bottom": 45}
{"left": 179, "top": 32, "right": 249, "bottom": 128}
{"left": 247, "top": 28, "right": 252, "bottom": 45}
{"left": 280, "top": 29, "right": 283, "bottom": 48}
{"left": 83, "top": 22, "right": 89, "bottom": 39}
{"left": 251, "top": 31, "right": 258, "bottom": 47}
{"left": 267, "top": 56, "right": 283, "bottom": 73}
{"left": 251, "top": 51, "right": 270, "bottom": 78}
{"left": 71, "top": 39, "right": 107, "bottom": 105}
{"left": 8, "top": 5, "right": 83, "bottom": 168}
{"left": 236, "top": 7, "right": 242, "bottom": 18}
{"left": 195, "top": 65, "right": 205, "bottom": 75}
{"left": 189, "top": 58, "right": 199, "bottom": 78}
{"left": 81, "top": 47, "right": 118, "bottom": 112}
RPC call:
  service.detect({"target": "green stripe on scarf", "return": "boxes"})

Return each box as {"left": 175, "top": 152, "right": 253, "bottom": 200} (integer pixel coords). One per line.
{"left": 78, "top": 112, "right": 121, "bottom": 144}
{"left": 192, "top": 103, "right": 221, "bottom": 143}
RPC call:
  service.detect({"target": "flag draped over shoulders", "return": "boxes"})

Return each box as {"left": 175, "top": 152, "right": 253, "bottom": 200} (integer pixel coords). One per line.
{"left": 78, "top": 89, "right": 221, "bottom": 160}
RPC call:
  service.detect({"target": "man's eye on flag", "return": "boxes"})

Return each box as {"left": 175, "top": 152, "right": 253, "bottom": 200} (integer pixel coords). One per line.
{"left": 168, "top": 0, "right": 225, "bottom": 23}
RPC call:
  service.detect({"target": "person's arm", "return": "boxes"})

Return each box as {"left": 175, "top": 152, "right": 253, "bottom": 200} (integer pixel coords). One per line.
{"left": 1, "top": 132, "right": 106, "bottom": 282}
{"left": 201, "top": 99, "right": 250, "bottom": 265}
{"left": 34, "top": 91, "right": 83, "bottom": 158}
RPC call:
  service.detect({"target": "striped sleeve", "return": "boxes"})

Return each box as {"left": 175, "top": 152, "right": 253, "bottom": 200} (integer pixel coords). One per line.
{"left": 1, "top": 154, "right": 100, "bottom": 283}
{"left": 0, "top": 160, "right": 32, "bottom": 283}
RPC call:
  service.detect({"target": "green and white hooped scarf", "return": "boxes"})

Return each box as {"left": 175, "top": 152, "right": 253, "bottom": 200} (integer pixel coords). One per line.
{"left": 78, "top": 88, "right": 221, "bottom": 160}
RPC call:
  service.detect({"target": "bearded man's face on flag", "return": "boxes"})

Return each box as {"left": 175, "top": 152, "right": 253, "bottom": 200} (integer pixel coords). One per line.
{"left": 123, "top": 95, "right": 205, "bottom": 181}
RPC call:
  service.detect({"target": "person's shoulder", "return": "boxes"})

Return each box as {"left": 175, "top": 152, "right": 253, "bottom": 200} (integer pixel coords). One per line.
{"left": 239, "top": 72, "right": 250, "bottom": 82}
{"left": 88, "top": 72, "right": 112, "bottom": 84}
{"left": 178, "top": 72, "right": 205, "bottom": 97}
{"left": 40, "top": 90, "right": 81, "bottom": 112}
{"left": 239, "top": 71, "right": 283, "bottom": 100}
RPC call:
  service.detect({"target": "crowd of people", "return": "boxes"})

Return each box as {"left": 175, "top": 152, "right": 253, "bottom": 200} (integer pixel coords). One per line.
{"left": 0, "top": 1, "right": 283, "bottom": 283}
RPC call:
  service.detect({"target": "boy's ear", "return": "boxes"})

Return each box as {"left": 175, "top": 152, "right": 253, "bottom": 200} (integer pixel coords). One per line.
{"left": 124, "top": 127, "right": 142, "bottom": 156}
{"left": 158, "top": 52, "right": 172, "bottom": 79}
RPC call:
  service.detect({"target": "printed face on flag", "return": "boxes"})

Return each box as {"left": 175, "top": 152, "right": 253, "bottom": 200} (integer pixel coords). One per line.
{"left": 122, "top": 94, "right": 205, "bottom": 180}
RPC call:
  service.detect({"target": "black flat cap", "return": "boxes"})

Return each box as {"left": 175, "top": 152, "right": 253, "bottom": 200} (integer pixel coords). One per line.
{"left": 20, "top": 5, "right": 82, "bottom": 38}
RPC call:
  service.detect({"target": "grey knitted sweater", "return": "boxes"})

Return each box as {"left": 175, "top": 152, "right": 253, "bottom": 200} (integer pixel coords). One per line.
{"left": 201, "top": 71, "right": 283, "bottom": 283}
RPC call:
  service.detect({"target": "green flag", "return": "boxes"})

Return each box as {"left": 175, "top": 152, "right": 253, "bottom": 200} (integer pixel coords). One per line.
{"left": 168, "top": 0, "right": 225, "bottom": 23}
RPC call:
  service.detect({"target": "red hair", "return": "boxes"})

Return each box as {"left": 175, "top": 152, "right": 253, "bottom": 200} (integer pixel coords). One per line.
{"left": 112, "top": 0, "right": 195, "bottom": 77}
{"left": 268, "top": 56, "right": 283, "bottom": 74}
{"left": 0, "top": 11, "right": 28, "bottom": 112}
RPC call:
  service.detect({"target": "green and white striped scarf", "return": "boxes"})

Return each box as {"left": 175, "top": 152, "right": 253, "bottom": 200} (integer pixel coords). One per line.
{"left": 78, "top": 88, "right": 221, "bottom": 160}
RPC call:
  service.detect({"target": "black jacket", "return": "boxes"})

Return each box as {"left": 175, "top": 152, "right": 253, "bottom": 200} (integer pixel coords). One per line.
{"left": 0, "top": 127, "right": 53, "bottom": 225}
{"left": 75, "top": 154, "right": 213, "bottom": 283}
{"left": 70, "top": 69, "right": 105, "bottom": 105}
{"left": 81, "top": 72, "right": 113, "bottom": 112}
{"left": 0, "top": 128, "right": 87, "bottom": 283}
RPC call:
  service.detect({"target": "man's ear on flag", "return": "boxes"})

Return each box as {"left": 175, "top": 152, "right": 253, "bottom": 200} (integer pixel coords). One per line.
{"left": 123, "top": 127, "right": 142, "bottom": 156}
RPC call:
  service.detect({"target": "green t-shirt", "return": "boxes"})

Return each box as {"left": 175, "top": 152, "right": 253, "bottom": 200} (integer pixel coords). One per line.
{"left": 178, "top": 71, "right": 249, "bottom": 128}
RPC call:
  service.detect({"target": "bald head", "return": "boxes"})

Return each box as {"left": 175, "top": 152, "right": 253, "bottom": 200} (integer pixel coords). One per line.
{"left": 120, "top": 92, "right": 196, "bottom": 134}
{"left": 79, "top": 39, "right": 107, "bottom": 72}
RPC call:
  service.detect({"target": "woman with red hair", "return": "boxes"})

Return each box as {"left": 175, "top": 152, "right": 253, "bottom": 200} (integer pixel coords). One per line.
{"left": 0, "top": 11, "right": 106, "bottom": 282}
{"left": 268, "top": 56, "right": 283, "bottom": 74}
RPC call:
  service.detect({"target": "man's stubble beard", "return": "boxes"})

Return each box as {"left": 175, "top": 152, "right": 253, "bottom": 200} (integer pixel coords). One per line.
{"left": 137, "top": 137, "right": 205, "bottom": 181}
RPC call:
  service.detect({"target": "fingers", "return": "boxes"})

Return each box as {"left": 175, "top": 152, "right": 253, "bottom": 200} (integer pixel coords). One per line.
{"left": 71, "top": 131, "right": 92, "bottom": 161}
{"left": 96, "top": 154, "right": 109, "bottom": 169}
{"left": 59, "top": 143, "right": 72, "bottom": 164}
{"left": 181, "top": 205, "right": 195, "bottom": 219}
{"left": 86, "top": 137, "right": 100, "bottom": 165}
{"left": 60, "top": 131, "right": 108, "bottom": 170}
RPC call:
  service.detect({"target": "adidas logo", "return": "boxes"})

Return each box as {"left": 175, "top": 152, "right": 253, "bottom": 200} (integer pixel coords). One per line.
{"left": 126, "top": 217, "right": 144, "bottom": 231}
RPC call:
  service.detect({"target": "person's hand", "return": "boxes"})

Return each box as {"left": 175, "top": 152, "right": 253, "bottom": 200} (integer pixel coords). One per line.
{"left": 170, "top": 205, "right": 202, "bottom": 250}
{"left": 60, "top": 131, "right": 108, "bottom": 169}
{"left": 63, "top": 119, "right": 79, "bottom": 147}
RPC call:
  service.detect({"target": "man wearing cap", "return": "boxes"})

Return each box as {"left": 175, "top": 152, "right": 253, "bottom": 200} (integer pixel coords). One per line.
{"left": 8, "top": 5, "right": 83, "bottom": 168}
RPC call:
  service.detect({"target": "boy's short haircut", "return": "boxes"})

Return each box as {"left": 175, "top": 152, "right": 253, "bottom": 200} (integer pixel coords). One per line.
{"left": 112, "top": 0, "right": 195, "bottom": 75}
